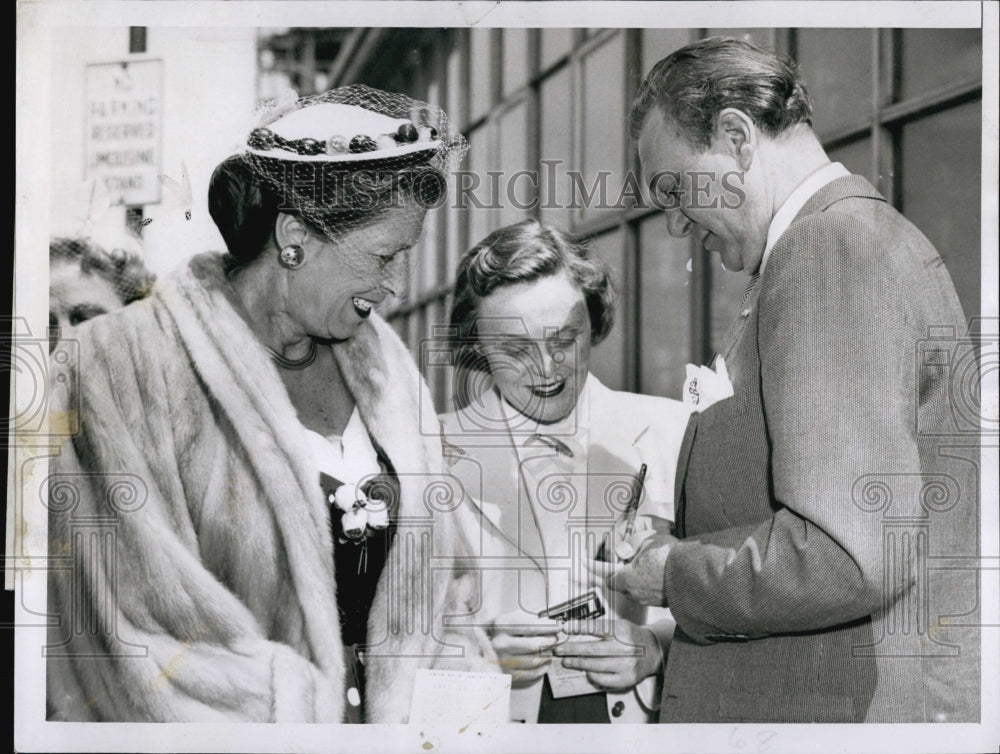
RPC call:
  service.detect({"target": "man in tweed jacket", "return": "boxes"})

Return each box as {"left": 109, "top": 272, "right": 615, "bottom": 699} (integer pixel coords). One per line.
{"left": 603, "top": 37, "right": 979, "bottom": 723}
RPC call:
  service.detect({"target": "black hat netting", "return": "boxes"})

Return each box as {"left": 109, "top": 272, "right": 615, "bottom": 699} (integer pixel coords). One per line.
{"left": 240, "top": 84, "right": 469, "bottom": 277}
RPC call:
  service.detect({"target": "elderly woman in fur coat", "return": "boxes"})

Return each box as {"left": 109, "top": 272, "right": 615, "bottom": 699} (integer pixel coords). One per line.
{"left": 46, "top": 87, "right": 481, "bottom": 723}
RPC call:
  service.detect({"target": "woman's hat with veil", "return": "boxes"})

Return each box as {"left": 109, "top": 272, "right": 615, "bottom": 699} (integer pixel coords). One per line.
{"left": 237, "top": 84, "right": 468, "bottom": 276}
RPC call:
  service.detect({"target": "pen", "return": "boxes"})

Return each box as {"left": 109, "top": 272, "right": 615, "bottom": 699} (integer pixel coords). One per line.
{"left": 594, "top": 463, "right": 647, "bottom": 562}
{"left": 623, "top": 463, "right": 647, "bottom": 539}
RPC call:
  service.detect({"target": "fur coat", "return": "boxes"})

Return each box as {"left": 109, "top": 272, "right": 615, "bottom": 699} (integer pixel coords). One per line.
{"left": 46, "top": 253, "right": 476, "bottom": 723}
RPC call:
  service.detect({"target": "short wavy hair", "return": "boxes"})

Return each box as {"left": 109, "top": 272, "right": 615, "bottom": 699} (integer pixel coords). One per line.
{"left": 449, "top": 219, "right": 616, "bottom": 373}
{"left": 50, "top": 237, "right": 155, "bottom": 305}
{"left": 630, "top": 36, "right": 813, "bottom": 149}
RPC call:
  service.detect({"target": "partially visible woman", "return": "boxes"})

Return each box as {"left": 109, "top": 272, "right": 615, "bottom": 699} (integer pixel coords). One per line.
{"left": 440, "top": 219, "right": 692, "bottom": 724}
{"left": 46, "top": 86, "right": 473, "bottom": 723}
{"left": 48, "top": 237, "right": 155, "bottom": 351}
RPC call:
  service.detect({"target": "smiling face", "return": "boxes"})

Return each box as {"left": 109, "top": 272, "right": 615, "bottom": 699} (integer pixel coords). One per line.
{"left": 638, "top": 107, "right": 769, "bottom": 274}
{"left": 49, "top": 260, "right": 126, "bottom": 351}
{"left": 283, "top": 201, "right": 426, "bottom": 341}
{"left": 475, "top": 270, "right": 592, "bottom": 425}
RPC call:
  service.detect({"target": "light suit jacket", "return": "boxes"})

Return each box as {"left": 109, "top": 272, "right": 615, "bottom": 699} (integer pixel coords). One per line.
{"left": 662, "top": 175, "right": 979, "bottom": 723}
{"left": 440, "top": 375, "right": 691, "bottom": 723}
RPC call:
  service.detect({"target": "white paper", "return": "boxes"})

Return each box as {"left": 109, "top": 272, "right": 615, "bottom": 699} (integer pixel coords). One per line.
{"left": 408, "top": 668, "right": 512, "bottom": 726}
{"left": 546, "top": 634, "right": 603, "bottom": 698}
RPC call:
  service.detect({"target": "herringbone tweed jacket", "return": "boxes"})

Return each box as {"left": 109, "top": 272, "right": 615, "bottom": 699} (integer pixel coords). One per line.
{"left": 661, "top": 176, "right": 979, "bottom": 723}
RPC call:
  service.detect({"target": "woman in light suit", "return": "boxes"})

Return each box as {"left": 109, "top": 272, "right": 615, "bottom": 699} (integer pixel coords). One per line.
{"left": 439, "top": 220, "right": 691, "bottom": 723}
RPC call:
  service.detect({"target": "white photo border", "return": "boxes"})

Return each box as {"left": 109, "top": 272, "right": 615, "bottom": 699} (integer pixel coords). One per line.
{"left": 13, "top": 2, "right": 999, "bottom": 752}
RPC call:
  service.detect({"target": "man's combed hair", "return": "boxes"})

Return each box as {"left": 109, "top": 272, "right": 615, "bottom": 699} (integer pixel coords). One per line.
{"left": 449, "top": 219, "right": 616, "bottom": 372}
{"left": 630, "top": 36, "right": 813, "bottom": 148}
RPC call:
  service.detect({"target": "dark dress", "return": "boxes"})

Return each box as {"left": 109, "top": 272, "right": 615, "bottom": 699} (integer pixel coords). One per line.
{"left": 322, "top": 444, "right": 399, "bottom": 723}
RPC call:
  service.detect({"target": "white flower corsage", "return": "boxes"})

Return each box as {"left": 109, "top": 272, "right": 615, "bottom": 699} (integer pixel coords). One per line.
{"left": 325, "top": 479, "right": 391, "bottom": 543}
{"left": 682, "top": 356, "right": 735, "bottom": 412}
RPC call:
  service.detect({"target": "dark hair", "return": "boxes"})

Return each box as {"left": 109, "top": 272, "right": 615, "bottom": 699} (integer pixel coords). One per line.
{"left": 208, "top": 153, "right": 446, "bottom": 265}
{"left": 630, "top": 36, "right": 813, "bottom": 149}
{"left": 49, "top": 237, "right": 155, "bottom": 304}
{"left": 449, "top": 219, "right": 616, "bottom": 374}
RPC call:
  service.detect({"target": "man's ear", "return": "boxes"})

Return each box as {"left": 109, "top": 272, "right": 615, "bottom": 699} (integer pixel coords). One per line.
{"left": 715, "top": 109, "right": 756, "bottom": 171}
{"left": 273, "top": 212, "right": 312, "bottom": 250}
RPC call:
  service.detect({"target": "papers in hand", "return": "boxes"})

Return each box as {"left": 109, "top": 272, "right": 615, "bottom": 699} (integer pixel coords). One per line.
{"left": 547, "top": 634, "right": 603, "bottom": 698}
{"left": 682, "top": 356, "right": 735, "bottom": 411}
{"left": 408, "top": 668, "right": 512, "bottom": 726}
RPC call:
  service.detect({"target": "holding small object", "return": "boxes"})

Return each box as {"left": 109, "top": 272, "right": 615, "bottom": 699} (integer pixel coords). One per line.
{"left": 440, "top": 219, "right": 690, "bottom": 723}
{"left": 553, "top": 616, "right": 666, "bottom": 698}
{"left": 485, "top": 612, "right": 563, "bottom": 688}
{"left": 594, "top": 463, "right": 661, "bottom": 564}
{"left": 612, "top": 464, "right": 650, "bottom": 563}
{"left": 538, "top": 591, "right": 606, "bottom": 623}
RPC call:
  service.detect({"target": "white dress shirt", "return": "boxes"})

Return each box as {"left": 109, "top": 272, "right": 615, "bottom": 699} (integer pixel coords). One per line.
{"left": 499, "top": 379, "right": 592, "bottom": 604}
{"left": 760, "top": 161, "right": 851, "bottom": 273}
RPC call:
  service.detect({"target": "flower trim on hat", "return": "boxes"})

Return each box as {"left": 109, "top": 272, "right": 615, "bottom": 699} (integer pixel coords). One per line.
{"left": 248, "top": 121, "right": 439, "bottom": 158}
{"left": 239, "top": 84, "right": 468, "bottom": 248}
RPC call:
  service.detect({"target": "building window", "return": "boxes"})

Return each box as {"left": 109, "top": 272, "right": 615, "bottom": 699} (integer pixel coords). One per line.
{"left": 796, "top": 29, "right": 873, "bottom": 138}
{"left": 589, "top": 228, "right": 628, "bottom": 390}
{"left": 639, "top": 216, "right": 692, "bottom": 399}
{"left": 469, "top": 28, "right": 493, "bottom": 123}
{"left": 578, "top": 33, "right": 626, "bottom": 225}
{"left": 539, "top": 65, "right": 574, "bottom": 228}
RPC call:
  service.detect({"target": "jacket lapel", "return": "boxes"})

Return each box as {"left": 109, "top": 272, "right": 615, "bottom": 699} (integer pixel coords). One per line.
{"left": 792, "top": 174, "right": 886, "bottom": 223}
{"left": 675, "top": 174, "right": 886, "bottom": 539}
{"left": 672, "top": 418, "right": 698, "bottom": 538}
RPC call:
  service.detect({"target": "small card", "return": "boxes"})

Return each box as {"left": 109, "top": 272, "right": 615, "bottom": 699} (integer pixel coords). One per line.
{"left": 408, "top": 668, "right": 512, "bottom": 726}
{"left": 546, "top": 634, "right": 603, "bottom": 698}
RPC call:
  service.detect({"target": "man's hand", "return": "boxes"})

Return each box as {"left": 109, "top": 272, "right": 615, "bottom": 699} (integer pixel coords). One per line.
{"left": 486, "top": 611, "right": 562, "bottom": 686}
{"left": 553, "top": 618, "right": 662, "bottom": 691}
{"left": 589, "top": 532, "right": 678, "bottom": 606}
